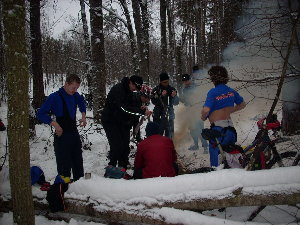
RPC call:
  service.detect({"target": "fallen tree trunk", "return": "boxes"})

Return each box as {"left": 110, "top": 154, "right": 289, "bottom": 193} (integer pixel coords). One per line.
{"left": 1, "top": 184, "right": 300, "bottom": 224}
{"left": 2, "top": 167, "right": 300, "bottom": 224}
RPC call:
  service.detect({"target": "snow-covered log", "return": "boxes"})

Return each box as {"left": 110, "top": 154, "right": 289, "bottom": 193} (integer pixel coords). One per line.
{"left": 1, "top": 167, "right": 300, "bottom": 224}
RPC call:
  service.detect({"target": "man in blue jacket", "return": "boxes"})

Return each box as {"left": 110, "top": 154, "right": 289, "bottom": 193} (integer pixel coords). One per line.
{"left": 37, "top": 74, "right": 87, "bottom": 182}
{"left": 201, "top": 66, "right": 246, "bottom": 167}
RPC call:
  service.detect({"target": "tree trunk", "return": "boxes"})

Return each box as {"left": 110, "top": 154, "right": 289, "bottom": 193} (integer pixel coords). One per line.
{"left": 195, "top": 0, "right": 201, "bottom": 68}
{"left": 131, "top": 0, "right": 148, "bottom": 82}
{"left": 195, "top": 0, "right": 207, "bottom": 68}
{"left": 1, "top": 183, "right": 300, "bottom": 225}
{"left": 139, "top": 0, "right": 150, "bottom": 82}
{"left": 89, "top": 0, "right": 106, "bottom": 122}
{"left": 3, "top": 0, "right": 35, "bottom": 224}
{"left": 160, "top": 0, "right": 168, "bottom": 71}
{"left": 79, "top": 0, "right": 92, "bottom": 95}
{"left": 167, "top": 0, "right": 176, "bottom": 77}
{"left": 0, "top": 1, "right": 6, "bottom": 103}
{"left": 202, "top": 3, "right": 207, "bottom": 66}
{"left": 118, "top": 0, "right": 139, "bottom": 74}
{"left": 215, "top": 0, "right": 223, "bottom": 65}
{"left": 30, "top": 0, "right": 45, "bottom": 110}
{"left": 281, "top": 1, "right": 300, "bottom": 134}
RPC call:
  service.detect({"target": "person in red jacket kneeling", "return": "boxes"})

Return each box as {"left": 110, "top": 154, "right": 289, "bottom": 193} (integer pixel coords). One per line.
{"left": 133, "top": 121, "right": 178, "bottom": 179}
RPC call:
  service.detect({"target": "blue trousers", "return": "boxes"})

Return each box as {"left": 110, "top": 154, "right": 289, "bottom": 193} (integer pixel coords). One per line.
{"left": 209, "top": 126, "right": 237, "bottom": 167}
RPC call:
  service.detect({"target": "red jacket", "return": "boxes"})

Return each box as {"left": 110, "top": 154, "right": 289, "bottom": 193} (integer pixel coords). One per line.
{"left": 134, "top": 134, "right": 177, "bottom": 178}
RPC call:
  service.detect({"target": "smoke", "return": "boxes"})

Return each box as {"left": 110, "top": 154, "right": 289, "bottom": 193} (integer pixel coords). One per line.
{"left": 174, "top": 0, "right": 299, "bottom": 152}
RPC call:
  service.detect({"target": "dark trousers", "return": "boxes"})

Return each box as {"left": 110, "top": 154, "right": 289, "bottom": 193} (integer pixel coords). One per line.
{"left": 102, "top": 120, "right": 131, "bottom": 168}
{"left": 153, "top": 116, "right": 174, "bottom": 139}
{"left": 133, "top": 168, "right": 143, "bottom": 179}
{"left": 54, "top": 131, "right": 84, "bottom": 181}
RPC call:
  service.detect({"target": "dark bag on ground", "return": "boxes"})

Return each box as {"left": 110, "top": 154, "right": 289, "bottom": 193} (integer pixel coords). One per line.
{"left": 46, "top": 183, "right": 69, "bottom": 212}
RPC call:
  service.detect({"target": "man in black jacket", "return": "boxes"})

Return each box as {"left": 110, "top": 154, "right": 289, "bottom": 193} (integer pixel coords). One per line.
{"left": 101, "top": 75, "right": 152, "bottom": 177}
{"left": 151, "top": 72, "right": 179, "bottom": 139}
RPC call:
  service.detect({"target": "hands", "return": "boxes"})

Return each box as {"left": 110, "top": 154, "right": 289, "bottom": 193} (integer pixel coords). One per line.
{"left": 161, "top": 90, "right": 177, "bottom": 97}
{"left": 171, "top": 90, "right": 177, "bottom": 97}
{"left": 144, "top": 109, "right": 153, "bottom": 117}
{"left": 51, "top": 121, "right": 63, "bottom": 136}
{"left": 161, "top": 90, "right": 167, "bottom": 96}
{"left": 80, "top": 112, "right": 87, "bottom": 127}
{"left": 79, "top": 117, "right": 87, "bottom": 127}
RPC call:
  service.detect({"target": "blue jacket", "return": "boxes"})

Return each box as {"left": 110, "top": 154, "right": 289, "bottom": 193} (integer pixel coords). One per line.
{"left": 204, "top": 84, "right": 244, "bottom": 116}
{"left": 37, "top": 87, "right": 86, "bottom": 125}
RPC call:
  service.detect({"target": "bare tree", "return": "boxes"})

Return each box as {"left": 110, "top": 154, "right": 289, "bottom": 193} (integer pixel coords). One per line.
{"left": 194, "top": 0, "right": 207, "bottom": 68}
{"left": 89, "top": 0, "right": 106, "bottom": 121}
{"left": 118, "top": 0, "right": 139, "bottom": 74}
{"left": 30, "top": 0, "right": 45, "bottom": 110}
{"left": 167, "top": 0, "right": 176, "bottom": 76}
{"left": 139, "top": 0, "right": 150, "bottom": 80}
{"left": 80, "top": 0, "right": 92, "bottom": 94}
{"left": 3, "top": 0, "right": 35, "bottom": 224}
{"left": 0, "top": 1, "right": 6, "bottom": 103}
{"left": 131, "top": 0, "right": 148, "bottom": 82}
{"left": 281, "top": 0, "right": 300, "bottom": 134}
{"left": 160, "top": 0, "right": 168, "bottom": 71}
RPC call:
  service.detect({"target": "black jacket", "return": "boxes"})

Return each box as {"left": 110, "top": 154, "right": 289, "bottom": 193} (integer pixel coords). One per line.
{"left": 101, "top": 77, "right": 144, "bottom": 126}
{"left": 151, "top": 84, "right": 179, "bottom": 120}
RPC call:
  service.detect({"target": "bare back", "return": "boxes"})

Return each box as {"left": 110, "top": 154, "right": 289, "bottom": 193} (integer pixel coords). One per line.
{"left": 208, "top": 106, "right": 234, "bottom": 123}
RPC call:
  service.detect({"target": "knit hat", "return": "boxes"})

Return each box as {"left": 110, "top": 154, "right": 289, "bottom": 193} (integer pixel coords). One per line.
{"left": 129, "top": 75, "right": 143, "bottom": 90}
{"left": 159, "top": 72, "right": 169, "bottom": 82}
{"left": 145, "top": 122, "right": 160, "bottom": 137}
{"left": 181, "top": 74, "right": 190, "bottom": 81}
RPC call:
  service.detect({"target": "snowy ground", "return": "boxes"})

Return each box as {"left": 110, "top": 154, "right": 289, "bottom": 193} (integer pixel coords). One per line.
{"left": 0, "top": 77, "right": 300, "bottom": 224}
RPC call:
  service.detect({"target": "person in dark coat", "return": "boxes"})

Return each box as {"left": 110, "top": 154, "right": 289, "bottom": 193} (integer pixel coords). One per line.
{"left": 133, "top": 122, "right": 177, "bottom": 179}
{"left": 151, "top": 72, "right": 179, "bottom": 139}
{"left": 37, "top": 74, "right": 87, "bottom": 182}
{"left": 101, "top": 75, "right": 152, "bottom": 176}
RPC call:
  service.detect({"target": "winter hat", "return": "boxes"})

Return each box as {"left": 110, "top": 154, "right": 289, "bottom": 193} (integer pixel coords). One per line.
{"left": 145, "top": 122, "right": 160, "bottom": 137}
{"left": 181, "top": 74, "right": 190, "bottom": 81}
{"left": 130, "top": 75, "right": 143, "bottom": 90}
{"left": 159, "top": 72, "right": 169, "bottom": 82}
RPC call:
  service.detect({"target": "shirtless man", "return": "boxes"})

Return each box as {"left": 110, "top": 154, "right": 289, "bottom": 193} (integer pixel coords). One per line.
{"left": 201, "top": 66, "right": 246, "bottom": 167}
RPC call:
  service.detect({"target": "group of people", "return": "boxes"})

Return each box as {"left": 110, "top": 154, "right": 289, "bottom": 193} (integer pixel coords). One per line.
{"left": 37, "top": 65, "right": 246, "bottom": 181}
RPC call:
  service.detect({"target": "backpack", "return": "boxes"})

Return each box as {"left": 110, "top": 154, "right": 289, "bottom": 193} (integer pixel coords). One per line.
{"left": 30, "top": 166, "right": 46, "bottom": 185}
{"left": 46, "top": 175, "right": 69, "bottom": 213}
{"left": 46, "top": 183, "right": 69, "bottom": 212}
